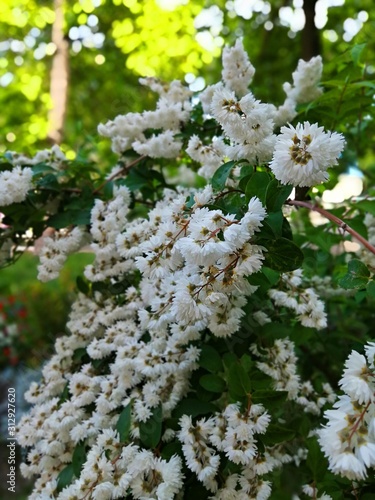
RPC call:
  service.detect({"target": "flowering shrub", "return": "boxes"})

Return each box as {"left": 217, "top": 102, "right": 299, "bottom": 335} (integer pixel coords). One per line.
{"left": 1, "top": 40, "right": 375, "bottom": 498}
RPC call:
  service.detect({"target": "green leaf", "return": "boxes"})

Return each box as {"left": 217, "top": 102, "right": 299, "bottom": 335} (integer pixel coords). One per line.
{"left": 252, "top": 390, "right": 288, "bottom": 410}
{"left": 72, "top": 442, "right": 87, "bottom": 477}
{"left": 367, "top": 280, "right": 375, "bottom": 298}
{"left": 352, "top": 200, "right": 375, "bottom": 216}
{"left": 240, "top": 354, "right": 253, "bottom": 372}
{"left": 211, "top": 161, "right": 236, "bottom": 191}
{"left": 222, "top": 352, "right": 238, "bottom": 370}
{"left": 261, "top": 424, "right": 295, "bottom": 446}
{"left": 116, "top": 402, "right": 132, "bottom": 442}
{"left": 76, "top": 276, "right": 89, "bottom": 295}
{"left": 306, "top": 436, "right": 327, "bottom": 480}
{"left": 31, "top": 163, "right": 55, "bottom": 176}
{"left": 338, "top": 259, "right": 370, "bottom": 290}
{"left": 160, "top": 442, "right": 183, "bottom": 460}
{"left": 56, "top": 463, "right": 74, "bottom": 492}
{"left": 172, "top": 398, "right": 218, "bottom": 419}
{"left": 262, "top": 238, "right": 304, "bottom": 272}
{"left": 262, "top": 267, "right": 280, "bottom": 285}
{"left": 227, "top": 363, "right": 251, "bottom": 399}
{"left": 47, "top": 209, "right": 91, "bottom": 229}
{"left": 36, "top": 172, "right": 59, "bottom": 190}
{"left": 139, "top": 404, "right": 162, "bottom": 449}
{"left": 244, "top": 171, "right": 270, "bottom": 204}
{"left": 199, "top": 374, "right": 226, "bottom": 393}
{"left": 199, "top": 345, "right": 223, "bottom": 373}
{"left": 72, "top": 348, "right": 87, "bottom": 362}
{"left": 266, "top": 211, "right": 284, "bottom": 238}
{"left": 351, "top": 43, "right": 366, "bottom": 65}
{"left": 124, "top": 168, "right": 149, "bottom": 191}
{"left": 265, "top": 180, "right": 293, "bottom": 212}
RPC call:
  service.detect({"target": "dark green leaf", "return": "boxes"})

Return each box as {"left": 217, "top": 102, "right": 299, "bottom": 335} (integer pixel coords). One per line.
{"left": 139, "top": 404, "right": 162, "bottom": 448}
{"left": 266, "top": 211, "right": 284, "bottom": 238}
{"left": 245, "top": 171, "right": 270, "bottom": 204}
{"left": 124, "top": 168, "right": 149, "bottom": 191}
{"left": 199, "top": 345, "right": 223, "bottom": 373}
{"left": 227, "top": 363, "right": 251, "bottom": 399}
{"left": 265, "top": 180, "right": 293, "bottom": 212}
{"left": 72, "top": 348, "right": 87, "bottom": 363}
{"left": 160, "top": 441, "right": 183, "bottom": 460}
{"left": 252, "top": 390, "right": 288, "bottom": 410}
{"left": 211, "top": 161, "right": 236, "bottom": 191}
{"left": 36, "top": 173, "right": 59, "bottom": 190}
{"left": 57, "top": 463, "right": 74, "bottom": 492}
{"left": 172, "top": 398, "right": 218, "bottom": 419}
{"left": 72, "top": 442, "right": 87, "bottom": 477}
{"left": 222, "top": 352, "right": 238, "bottom": 370}
{"left": 261, "top": 424, "right": 295, "bottom": 446}
{"left": 367, "top": 280, "right": 375, "bottom": 298}
{"left": 116, "top": 402, "right": 132, "bottom": 442}
{"left": 306, "top": 437, "right": 327, "bottom": 480}
{"left": 263, "top": 238, "right": 304, "bottom": 272}
{"left": 338, "top": 259, "right": 370, "bottom": 289}
{"left": 76, "top": 276, "right": 89, "bottom": 295}
{"left": 199, "top": 374, "right": 226, "bottom": 393}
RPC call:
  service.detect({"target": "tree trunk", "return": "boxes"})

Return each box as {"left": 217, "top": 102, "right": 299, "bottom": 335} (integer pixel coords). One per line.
{"left": 48, "top": 0, "right": 69, "bottom": 144}
{"left": 302, "top": 0, "right": 320, "bottom": 60}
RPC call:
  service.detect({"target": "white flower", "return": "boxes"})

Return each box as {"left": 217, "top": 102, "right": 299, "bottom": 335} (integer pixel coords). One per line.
{"left": 339, "top": 350, "right": 375, "bottom": 404}
{"left": 269, "top": 122, "right": 345, "bottom": 187}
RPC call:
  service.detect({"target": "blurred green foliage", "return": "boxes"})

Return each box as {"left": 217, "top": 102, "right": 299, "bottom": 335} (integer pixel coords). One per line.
{"left": 0, "top": 252, "right": 93, "bottom": 367}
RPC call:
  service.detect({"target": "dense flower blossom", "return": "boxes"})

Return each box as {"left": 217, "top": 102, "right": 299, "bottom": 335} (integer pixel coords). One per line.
{"left": 0, "top": 165, "right": 33, "bottom": 206}
{"left": 319, "top": 343, "right": 375, "bottom": 480}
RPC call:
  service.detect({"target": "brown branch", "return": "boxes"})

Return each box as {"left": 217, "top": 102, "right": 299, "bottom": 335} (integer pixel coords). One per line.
{"left": 93, "top": 155, "right": 147, "bottom": 194}
{"left": 287, "top": 199, "right": 375, "bottom": 256}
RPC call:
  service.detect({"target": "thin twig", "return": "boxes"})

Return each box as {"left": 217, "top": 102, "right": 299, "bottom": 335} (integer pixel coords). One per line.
{"left": 93, "top": 155, "right": 147, "bottom": 194}
{"left": 287, "top": 199, "right": 375, "bottom": 256}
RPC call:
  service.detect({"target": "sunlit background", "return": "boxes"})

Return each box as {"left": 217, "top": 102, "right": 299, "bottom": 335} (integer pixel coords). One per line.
{"left": 1, "top": 0, "right": 374, "bottom": 156}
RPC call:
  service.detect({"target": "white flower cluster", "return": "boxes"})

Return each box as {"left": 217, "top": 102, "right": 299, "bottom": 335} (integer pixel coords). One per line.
{"left": 275, "top": 56, "right": 323, "bottom": 126}
{"left": 37, "top": 226, "right": 89, "bottom": 282}
{"left": 118, "top": 186, "right": 266, "bottom": 338}
{"left": 0, "top": 165, "right": 33, "bottom": 206}
{"left": 319, "top": 342, "right": 375, "bottom": 480}
{"left": 269, "top": 269, "right": 327, "bottom": 330}
{"left": 16, "top": 180, "right": 268, "bottom": 497}
{"left": 178, "top": 402, "right": 289, "bottom": 497}
{"left": 269, "top": 122, "right": 345, "bottom": 187}
{"left": 221, "top": 38, "right": 256, "bottom": 97}
{"left": 84, "top": 186, "right": 133, "bottom": 282}
{"left": 252, "top": 338, "right": 336, "bottom": 415}
{"left": 98, "top": 78, "right": 192, "bottom": 157}
{"left": 11, "top": 144, "right": 67, "bottom": 171}
{"left": 185, "top": 41, "right": 342, "bottom": 189}
{"left": 17, "top": 284, "right": 196, "bottom": 498}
